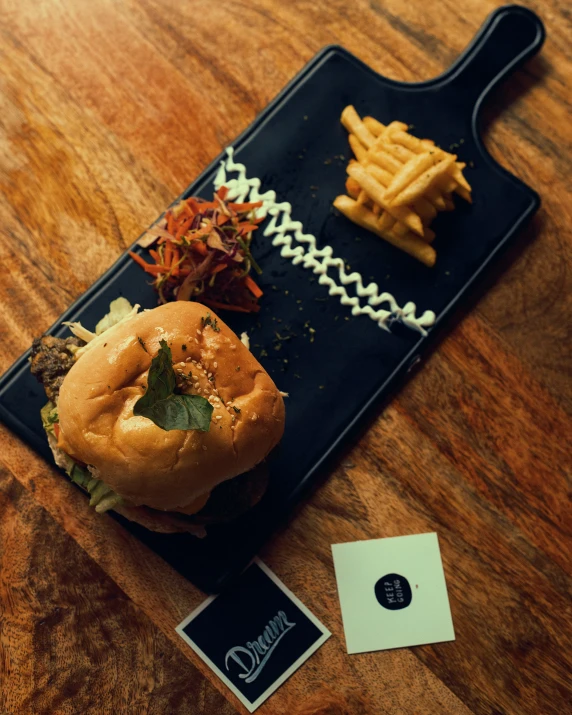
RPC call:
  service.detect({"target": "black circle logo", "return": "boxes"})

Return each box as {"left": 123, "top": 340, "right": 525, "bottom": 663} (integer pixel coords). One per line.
{"left": 374, "top": 573, "right": 412, "bottom": 610}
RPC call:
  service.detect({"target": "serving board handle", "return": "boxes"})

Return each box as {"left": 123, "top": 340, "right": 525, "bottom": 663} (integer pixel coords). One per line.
{"left": 440, "top": 5, "right": 545, "bottom": 112}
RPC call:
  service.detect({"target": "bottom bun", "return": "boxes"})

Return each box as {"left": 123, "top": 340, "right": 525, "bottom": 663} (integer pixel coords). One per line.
{"left": 112, "top": 462, "right": 269, "bottom": 534}
{"left": 113, "top": 503, "right": 208, "bottom": 535}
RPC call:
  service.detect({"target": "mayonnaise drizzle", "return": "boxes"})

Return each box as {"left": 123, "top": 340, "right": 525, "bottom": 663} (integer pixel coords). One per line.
{"left": 214, "top": 148, "right": 436, "bottom": 335}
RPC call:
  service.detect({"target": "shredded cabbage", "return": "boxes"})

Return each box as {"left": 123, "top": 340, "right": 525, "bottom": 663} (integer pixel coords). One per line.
{"left": 73, "top": 299, "right": 141, "bottom": 359}
{"left": 42, "top": 396, "right": 123, "bottom": 513}
{"left": 61, "top": 322, "right": 97, "bottom": 343}
{"left": 95, "top": 296, "right": 134, "bottom": 335}
{"left": 64, "top": 297, "right": 138, "bottom": 345}
{"left": 43, "top": 422, "right": 122, "bottom": 513}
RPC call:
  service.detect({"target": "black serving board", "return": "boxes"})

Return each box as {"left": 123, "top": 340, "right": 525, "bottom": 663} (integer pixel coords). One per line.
{"left": 0, "top": 6, "right": 544, "bottom": 592}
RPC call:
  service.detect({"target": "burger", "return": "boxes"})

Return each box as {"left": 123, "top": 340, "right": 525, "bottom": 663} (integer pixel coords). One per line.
{"left": 30, "top": 299, "right": 285, "bottom": 534}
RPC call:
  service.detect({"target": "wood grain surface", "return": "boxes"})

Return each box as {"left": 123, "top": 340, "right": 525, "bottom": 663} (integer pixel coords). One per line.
{"left": 0, "top": 1, "right": 571, "bottom": 714}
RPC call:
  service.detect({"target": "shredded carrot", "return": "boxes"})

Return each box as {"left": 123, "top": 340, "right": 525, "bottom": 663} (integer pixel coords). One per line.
{"left": 175, "top": 217, "right": 193, "bottom": 240}
{"left": 129, "top": 249, "right": 169, "bottom": 275}
{"left": 244, "top": 275, "right": 263, "bottom": 299}
{"left": 179, "top": 203, "right": 194, "bottom": 220}
{"left": 193, "top": 201, "right": 217, "bottom": 210}
{"left": 166, "top": 211, "right": 175, "bottom": 234}
{"left": 186, "top": 198, "right": 202, "bottom": 214}
{"left": 130, "top": 189, "right": 265, "bottom": 309}
{"left": 129, "top": 251, "right": 152, "bottom": 269}
{"left": 191, "top": 240, "right": 208, "bottom": 256}
{"left": 170, "top": 247, "right": 180, "bottom": 276}
{"left": 147, "top": 265, "right": 171, "bottom": 275}
{"left": 138, "top": 264, "right": 170, "bottom": 275}
{"left": 178, "top": 224, "right": 209, "bottom": 242}
{"left": 164, "top": 242, "right": 173, "bottom": 268}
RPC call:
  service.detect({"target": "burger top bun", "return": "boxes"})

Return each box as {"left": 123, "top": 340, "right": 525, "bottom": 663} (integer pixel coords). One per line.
{"left": 57, "top": 302, "right": 285, "bottom": 512}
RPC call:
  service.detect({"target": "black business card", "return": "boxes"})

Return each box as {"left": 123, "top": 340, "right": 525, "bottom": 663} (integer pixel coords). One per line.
{"left": 176, "top": 559, "right": 330, "bottom": 712}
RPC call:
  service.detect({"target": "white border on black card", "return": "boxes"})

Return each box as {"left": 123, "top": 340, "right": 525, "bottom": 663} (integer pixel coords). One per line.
{"left": 175, "top": 558, "right": 331, "bottom": 713}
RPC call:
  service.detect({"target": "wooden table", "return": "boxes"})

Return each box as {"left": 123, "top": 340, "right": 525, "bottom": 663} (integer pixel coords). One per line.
{"left": 1, "top": 1, "right": 570, "bottom": 713}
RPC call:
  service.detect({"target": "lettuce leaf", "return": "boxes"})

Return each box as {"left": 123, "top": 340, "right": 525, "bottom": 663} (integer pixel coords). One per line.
{"left": 42, "top": 403, "right": 123, "bottom": 514}
{"left": 40, "top": 402, "right": 59, "bottom": 435}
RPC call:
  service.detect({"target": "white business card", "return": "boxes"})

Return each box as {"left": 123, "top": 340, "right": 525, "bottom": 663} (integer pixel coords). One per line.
{"left": 332, "top": 532, "right": 455, "bottom": 654}
{"left": 176, "top": 559, "right": 330, "bottom": 712}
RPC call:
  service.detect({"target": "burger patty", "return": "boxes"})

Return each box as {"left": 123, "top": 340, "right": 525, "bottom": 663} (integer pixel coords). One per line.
{"left": 114, "top": 463, "right": 269, "bottom": 533}
{"left": 30, "top": 335, "right": 85, "bottom": 403}
{"left": 180, "top": 460, "right": 269, "bottom": 524}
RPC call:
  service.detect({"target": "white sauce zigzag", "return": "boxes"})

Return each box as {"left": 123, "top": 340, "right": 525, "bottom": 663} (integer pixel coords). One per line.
{"left": 214, "top": 147, "right": 436, "bottom": 335}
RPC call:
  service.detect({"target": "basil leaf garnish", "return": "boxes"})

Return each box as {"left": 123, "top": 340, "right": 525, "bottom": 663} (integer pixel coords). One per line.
{"left": 137, "top": 339, "right": 176, "bottom": 404}
{"left": 134, "top": 340, "right": 213, "bottom": 432}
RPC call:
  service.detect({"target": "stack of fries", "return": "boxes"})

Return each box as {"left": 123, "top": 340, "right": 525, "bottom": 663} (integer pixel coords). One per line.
{"left": 333, "top": 105, "right": 472, "bottom": 267}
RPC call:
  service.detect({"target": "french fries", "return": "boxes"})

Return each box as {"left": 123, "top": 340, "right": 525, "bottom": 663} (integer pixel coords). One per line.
{"left": 348, "top": 134, "right": 367, "bottom": 162}
{"left": 334, "top": 106, "right": 472, "bottom": 265}
{"left": 347, "top": 164, "right": 424, "bottom": 236}
{"left": 333, "top": 196, "right": 436, "bottom": 267}
{"left": 388, "top": 154, "right": 456, "bottom": 206}
{"left": 341, "top": 106, "right": 375, "bottom": 149}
